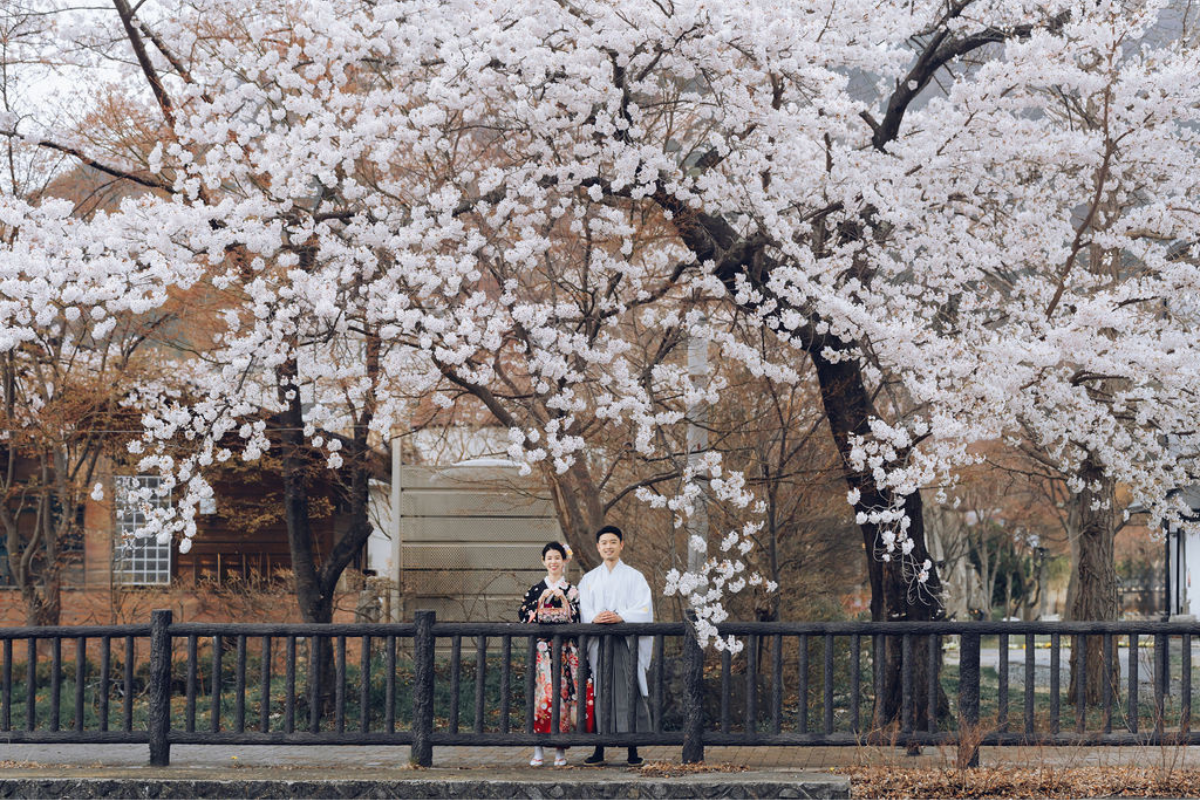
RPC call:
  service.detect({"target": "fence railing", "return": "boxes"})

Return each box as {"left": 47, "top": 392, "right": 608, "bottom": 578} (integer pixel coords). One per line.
{"left": 1, "top": 612, "right": 1198, "bottom": 766}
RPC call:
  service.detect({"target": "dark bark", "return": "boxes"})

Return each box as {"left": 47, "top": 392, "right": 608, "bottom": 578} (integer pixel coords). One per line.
{"left": 315, "top": 329, "right": 380, "bottom": 602}
{"left": 643, "top": 10, "right": 1062, "bottom": 722}
{"left": 20, "top": 569, "right": 61, "bottom": 627}
{"left": 1067, "top": 454, "right": 1118, "bottom": 706}
{"left": 681, "top": 611, "right": 706, "bottom": 763}
{"left": 2, "top": 452, "right": 65, "bottom": 628}
{"left": 22, "top": 566, "right": 61, "bottom": 628}
{"left": 272, "top": 257, "right": 381, "bottom": 628}
{"left": 811, "top": 348, "right": 946, "bottom": 729}
{"left": 274, "top": 354, "right": 336, "bottom": 709}
{"left": 317, "top": 332, "right": 382, "bottom": 709}
{"left": 646, "top": 0, "right": 1058, "bottom": 632}
{"left": 654, "top": 183, "right": 950, "bottom": 729}
{"left": 274, "top": 316, "right": 385, "bottom": 707}
{"left": 276, "top": 355, "right": 327, "bottom": 626}
{"left": 764, "top": 462, "right": 780, "bottom": 622}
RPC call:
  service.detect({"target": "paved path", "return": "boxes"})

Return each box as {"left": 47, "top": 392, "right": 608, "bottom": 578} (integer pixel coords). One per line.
{"left": 5, "top": 742, "right": 1200, "bottom": 800}
{"left": 0, "top": 744, "right": 852, "bottom": 798}
{"left": 7, "top": 742, "right": 1200, "bottom": 773}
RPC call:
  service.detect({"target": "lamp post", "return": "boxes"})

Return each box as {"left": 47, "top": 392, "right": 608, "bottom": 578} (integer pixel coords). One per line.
{"left": 1163, "top": 513, "right": 1173, "bottom": 621}
{"left": 1034, "top": 545, "right": 1048, "bottom": 620}
{"left": 390, "top": 434, "right": 404, "bottom": 622}
{"left": 685, "top": 316, "right": 709, "bottom": 580}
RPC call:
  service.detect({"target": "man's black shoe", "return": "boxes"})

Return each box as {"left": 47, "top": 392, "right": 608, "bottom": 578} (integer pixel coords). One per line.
{"left": 584, "top": 748, "right": 606, "bottom": 765}
{"left": 626, "top": 756, "right": 645, "bottom": 767}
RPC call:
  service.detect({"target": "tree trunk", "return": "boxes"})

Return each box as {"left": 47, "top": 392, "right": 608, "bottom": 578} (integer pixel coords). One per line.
{"left": 14, "top": 460, "right": 64, "bottom": 628}
{"left": 1063, "top": 495, "right": 1082, "bottom": 626}
{"left": 2, "top": 500, "right": 59, "bottom": 628}
{"left": 21, "top": 578, "right": 61, "bottom": 627}
{"left": 1005, "top": 572, "right": 1013, "bottom": 620}
{"left": 276, "top": 358, "right": 326, "bottom": 625}
{"left": 28, "top": 486, "right": 62, "bottom": 628}
{"left": 316, "top": 329, "right": 381, "bottom": 606}
{"left": 1067, "top": 454, "right": 1118, "bottom": 706}
{"left": 812, "top": 349, "right": 947, "bottom": 730}
{"left": 1037, "top": 557, "right": 1049, "bottom": 620}
{"left": 765, "top": 464, "right": 780, "bottom": 622}
{"left": 278, "top": 323, "right": 387, "bottom": 710}
{"left": 275, "top": 355, "right": 339, "bottom": 715}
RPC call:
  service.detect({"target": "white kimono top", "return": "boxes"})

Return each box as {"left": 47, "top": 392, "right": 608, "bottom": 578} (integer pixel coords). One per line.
{"left": 579, "top": 559, "right": 654, "bottom": 695}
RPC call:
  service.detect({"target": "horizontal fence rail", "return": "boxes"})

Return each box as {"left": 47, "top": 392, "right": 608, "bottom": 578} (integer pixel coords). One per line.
{"left": 4, "top": 612, "right": 1200, "bottom": 765}
{"left": 0, "top": 623, "right": 152, "bottom": 745}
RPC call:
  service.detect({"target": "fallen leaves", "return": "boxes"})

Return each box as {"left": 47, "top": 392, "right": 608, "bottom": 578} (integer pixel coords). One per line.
{"left": 843, "top": 765, "right": 1200, "bottom": 798}
{"left": 639, "top": 761, "right": 749, "bottom": 777}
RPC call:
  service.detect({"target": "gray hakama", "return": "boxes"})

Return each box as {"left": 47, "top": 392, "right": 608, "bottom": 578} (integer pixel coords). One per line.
{"left": 594, "top": 635, "right": 651, "bottom": 733}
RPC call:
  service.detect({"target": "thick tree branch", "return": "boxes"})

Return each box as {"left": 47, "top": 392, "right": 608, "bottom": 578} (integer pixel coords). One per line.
{"left": 112, "top": 0, "right": 177, "bottom": 128}
{"left": 603, "top": 470, "right": 681, "bottom": 514}
{"left": 872, "top": 14, "right": 1066, "bottom": 151}
{"left": 1, "top": 131, "right": 170, "bottom": 191}
{"left": 135, "top": 20, "right": 215, "bottom": 106}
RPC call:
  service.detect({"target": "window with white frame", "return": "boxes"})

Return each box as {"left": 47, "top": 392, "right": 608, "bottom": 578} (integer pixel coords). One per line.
{"left": 113, "top": 475, "right": 172, "bottom": 585}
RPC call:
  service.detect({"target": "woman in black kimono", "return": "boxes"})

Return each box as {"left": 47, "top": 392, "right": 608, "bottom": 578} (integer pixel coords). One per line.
{"left": 518, "top": 541, "right": 580, "bottom": 766}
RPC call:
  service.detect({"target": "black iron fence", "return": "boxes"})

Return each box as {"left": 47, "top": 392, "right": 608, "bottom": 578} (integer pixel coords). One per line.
{"left": 1, "top": 612, "right": 1198, "bottom": 766}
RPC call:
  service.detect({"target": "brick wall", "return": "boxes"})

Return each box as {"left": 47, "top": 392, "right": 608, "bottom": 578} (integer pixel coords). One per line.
{"left": 0, "top": 585, "right": 365, "bottom": 627}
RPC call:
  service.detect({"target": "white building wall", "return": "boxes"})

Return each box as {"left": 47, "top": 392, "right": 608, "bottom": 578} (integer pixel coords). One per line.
{"left": 366, "top": 461, "right": 564, "bottom": 622}
{"left": 1186, "top": 530, "right": 1200, "bottom": 617}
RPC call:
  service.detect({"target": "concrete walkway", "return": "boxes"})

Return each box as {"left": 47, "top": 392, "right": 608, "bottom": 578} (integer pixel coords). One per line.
{"left": 6, "top": 742, "right": 1200, "bottom": 798}
{"left": 976, "top": 640, "right": 1199, "bottom": 690}
{"left": 7, "top": 741, "right": 1200, "bottom": 771}
{"left": 0, "top": 744, "right": 854, "bottom": 799}
{"left": 5, "top": 743, "right": 814, "bottom": 771}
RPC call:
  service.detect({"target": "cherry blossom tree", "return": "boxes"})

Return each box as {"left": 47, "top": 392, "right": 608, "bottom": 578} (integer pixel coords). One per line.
{"left": 0, "top": 3, "right": 200, "bottom": 624}
{"left": 0, "top": 191, "right": 203, "bottom": 624}
{"left": 871, "top": 0, "right": 1200, "bottom": 701}
{"left": 8, "top": 0, "right": 1200, "bottom": 732}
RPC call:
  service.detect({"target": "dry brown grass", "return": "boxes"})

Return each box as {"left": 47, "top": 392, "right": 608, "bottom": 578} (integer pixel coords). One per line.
{"left": 639, "top": 761, "right": 749, "bottom": 777}
{"left": 842, "top": 765, "right": 1200, "bottom": 798}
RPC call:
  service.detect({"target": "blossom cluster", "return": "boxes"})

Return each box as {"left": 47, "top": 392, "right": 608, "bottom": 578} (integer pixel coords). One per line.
{"left": 4, "top": 0, "right": 1200, "bottom": 640}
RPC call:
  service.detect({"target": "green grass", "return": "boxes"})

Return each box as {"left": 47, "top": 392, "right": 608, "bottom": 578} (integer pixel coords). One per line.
{"left": 0, "top": 644, "right": 541, "bottom": 734}
{"left": 0, "top": 659, "right": 149, "bottom": 731}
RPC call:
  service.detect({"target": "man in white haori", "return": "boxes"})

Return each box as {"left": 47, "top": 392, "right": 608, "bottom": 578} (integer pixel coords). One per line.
{"left": 578, "top": 524, "right": 653, "bottom": 766}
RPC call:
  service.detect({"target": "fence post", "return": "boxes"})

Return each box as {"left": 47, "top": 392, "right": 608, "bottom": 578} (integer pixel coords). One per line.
{"left": 148, "top": 609, "right": 173, "bottom": 767}
{"left": 411, "top": 610, "right": 435, "bottom": 768}
{"left": 958, "top": 630, "right": 981, "bottom": 768}
{"left": 682, "top": 611, "right": 705, "bottom": 764}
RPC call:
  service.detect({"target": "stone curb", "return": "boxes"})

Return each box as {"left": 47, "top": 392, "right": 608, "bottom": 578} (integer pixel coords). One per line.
{"left": 0, "top": 775, "right": 850, "bottom": 799}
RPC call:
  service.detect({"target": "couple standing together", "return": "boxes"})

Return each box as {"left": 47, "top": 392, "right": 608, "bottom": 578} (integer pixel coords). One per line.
{"left": 518, "top": 525, "right": 652, "bottom": 768}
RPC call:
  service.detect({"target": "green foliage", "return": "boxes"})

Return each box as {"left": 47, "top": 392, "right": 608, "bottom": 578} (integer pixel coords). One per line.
{"left": 0, "top": 636, "right": 1184, "bottom": 738}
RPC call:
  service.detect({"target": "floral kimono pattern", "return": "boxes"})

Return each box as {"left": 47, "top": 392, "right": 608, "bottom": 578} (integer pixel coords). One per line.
{"left": 519, "top": 579, "right": 581, "bottom": 733}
